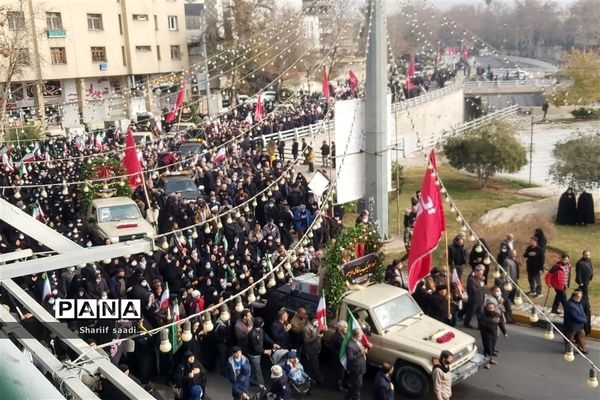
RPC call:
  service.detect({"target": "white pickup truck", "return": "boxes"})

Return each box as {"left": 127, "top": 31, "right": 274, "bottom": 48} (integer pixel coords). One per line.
{"left": 269, "top": 279, "right": 485, "bottom": 398}
{"left": 86, "top": 197, "right": 155, "bottom": 244}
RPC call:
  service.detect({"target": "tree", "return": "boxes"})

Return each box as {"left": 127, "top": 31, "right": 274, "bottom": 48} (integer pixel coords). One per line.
{"left": 551, "top": 49, "right": 600, "bottom": 106}
{"left": 443, "top": 119, "right": 527, "bottom": 188}
{"left": 0, "top": 1, "right": 41, "bottom": 134}
{"left": 549, "top": 133, "right": 600, "bottom": 191}
{"left": 567, "top": 0, "right": 600, "bottom": 52}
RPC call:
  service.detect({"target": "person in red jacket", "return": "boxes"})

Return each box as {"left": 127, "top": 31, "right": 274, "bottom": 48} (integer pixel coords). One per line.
{"left": 547, "top": 254, "right": 572, "bottom": 314}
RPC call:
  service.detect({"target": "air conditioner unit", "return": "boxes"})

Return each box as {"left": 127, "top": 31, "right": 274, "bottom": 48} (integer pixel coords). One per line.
{"left": 134, "top": 15, "right": 147, "bottom": 21}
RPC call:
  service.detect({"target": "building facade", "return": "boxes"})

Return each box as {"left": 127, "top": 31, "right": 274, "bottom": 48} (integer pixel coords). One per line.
{"left": 0, "top": 0, "right": 189, "bottom": 130}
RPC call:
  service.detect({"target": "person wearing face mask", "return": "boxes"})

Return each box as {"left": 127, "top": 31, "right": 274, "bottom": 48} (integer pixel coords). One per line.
{"left": 478, "top": 302, "right": 507, "bottom": 369}
{"left": 57, "top": 266, "right": 78, "bottom": 298}
{"left": 86, "top": 271, "right": 109, "bottom": 299}
{"left": 109, "top": 267, "right": 128, "bottom": 299}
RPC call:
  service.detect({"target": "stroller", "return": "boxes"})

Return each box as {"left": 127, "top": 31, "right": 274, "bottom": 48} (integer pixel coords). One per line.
{"left": 270, "top": 349, "right": 312, "bottom": 398}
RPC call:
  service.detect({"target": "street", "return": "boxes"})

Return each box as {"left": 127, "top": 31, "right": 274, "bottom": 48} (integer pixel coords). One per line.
{"left": 192, "top": 324, "right": 599, "bottom": 400}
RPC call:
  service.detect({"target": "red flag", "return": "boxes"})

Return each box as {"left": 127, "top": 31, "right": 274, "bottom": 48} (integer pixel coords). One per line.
{"left": 123, "top": 129, "right": 142, "bottom": 188}
{"left": 322, "top": 70, "right": 330, "bottom": 101}
{"left": 348, "top": 69, "right": 359, "bottom": 93}
{"left": 165, "top": 86, "right": 185, "bottom": 123}
{"left": 255, "top": 94, "right": 263, "bottom": 122}
{"left": 406, "top": 55, "right": 416, "bottom": 90}
{"left": 407, "top": 150, "right": 446, "bottom": 293}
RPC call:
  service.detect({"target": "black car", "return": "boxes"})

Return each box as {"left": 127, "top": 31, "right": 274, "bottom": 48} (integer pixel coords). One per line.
{"left": 177, "top": 141, "right": 205, "bottom": 155}
{"left": 162, "top": 175, "right": 202, "bottom": 202}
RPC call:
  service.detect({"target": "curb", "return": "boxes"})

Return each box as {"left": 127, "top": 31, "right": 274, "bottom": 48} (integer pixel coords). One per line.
{"left": 512, "top": 310, "right": 600, "bottom": 340}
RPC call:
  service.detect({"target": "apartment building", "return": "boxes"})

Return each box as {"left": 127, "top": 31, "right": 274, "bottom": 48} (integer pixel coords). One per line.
{"left": 0, "top": 0, "right": 189, "bottom": 129}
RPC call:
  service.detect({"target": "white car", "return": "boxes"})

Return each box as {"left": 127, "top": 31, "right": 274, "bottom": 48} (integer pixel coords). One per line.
{"left": 262, "top": 91, "right": 277, "bottom": 102}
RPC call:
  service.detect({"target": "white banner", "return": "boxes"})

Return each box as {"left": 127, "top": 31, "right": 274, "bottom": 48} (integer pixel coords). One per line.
{"left": 334, "top": 96, "right": 393, "bottom": 204}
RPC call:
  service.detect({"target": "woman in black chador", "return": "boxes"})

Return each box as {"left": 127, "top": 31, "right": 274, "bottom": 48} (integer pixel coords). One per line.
{"left": 556, "top": 187, "right": 577, "bottom": 225}
{"left": 577, "top": 191, "right": 595, "bottom": 225}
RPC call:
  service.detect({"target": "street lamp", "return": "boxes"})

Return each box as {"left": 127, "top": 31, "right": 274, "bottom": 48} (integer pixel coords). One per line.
{"left": 527, "top": 111, "right": 534, "bottom": 185}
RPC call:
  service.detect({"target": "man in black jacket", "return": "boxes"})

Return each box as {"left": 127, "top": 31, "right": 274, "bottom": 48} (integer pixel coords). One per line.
{"left": 345, "top": 328, "right": 367, "bottom": 400}
{"left": 372, "top": 363, "right": 394, "bottom": 400}
{"left": 448, "top": 236, "right": 468, "bottom": 280}
{"left": 246, "top": 317, "right": 277, "bottom": 386}
{"left": 464, "top": 265, "right": 485, "bottom": 329}
{"left": 575, "top": 250, "right": 593, "bottom": 333}
{"left": 523, "top": 236, "right": 545, "bottom": 297}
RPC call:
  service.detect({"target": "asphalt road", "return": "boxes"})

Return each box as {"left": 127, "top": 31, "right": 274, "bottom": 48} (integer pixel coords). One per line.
{"left": 189, "top": 323, "right": 599, "bottom": 400}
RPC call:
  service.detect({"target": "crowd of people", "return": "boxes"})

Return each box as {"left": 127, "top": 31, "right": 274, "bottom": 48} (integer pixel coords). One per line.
{"left": 0, "top": 90, "right": 353, "bottom": 399}
{"left": 403, "top": 193, "right": 595, "bottom": 373}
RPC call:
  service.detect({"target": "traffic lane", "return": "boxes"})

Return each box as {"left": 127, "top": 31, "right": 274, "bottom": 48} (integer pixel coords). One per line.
{"left": 452, "top": 323, "right": 599, "bottom": 400}
{"left": 197, "top": 323, "right": 599, "bottom": 400}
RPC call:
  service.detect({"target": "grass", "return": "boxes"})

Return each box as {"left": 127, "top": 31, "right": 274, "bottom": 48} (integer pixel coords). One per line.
{"left": 343, "top": 164, "right": 600, "bottom": 315}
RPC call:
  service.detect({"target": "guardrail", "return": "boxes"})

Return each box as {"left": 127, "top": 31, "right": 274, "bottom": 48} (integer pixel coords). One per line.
{"left": 393, "top": 82, "right": 463, "bottom": 112}
{"left": 398, "top": 104, "right": 519, "bottom": 155}
{"left": 255, "top": 83, "right": 464, "bottom": 146}
{"left": 463, "top": 79, "right": 556, "bottom": 90}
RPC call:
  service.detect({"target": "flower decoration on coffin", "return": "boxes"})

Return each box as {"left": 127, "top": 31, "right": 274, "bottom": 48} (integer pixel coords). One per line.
{"left": 424, "top": 328, "right": 456, "bottom": 344}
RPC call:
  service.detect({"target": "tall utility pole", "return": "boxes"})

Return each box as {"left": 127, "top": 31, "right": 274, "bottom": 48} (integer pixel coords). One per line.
{"left": 363, "top": 0, "right": 389, "bottom": 239}
{"left": 201, "top": 8, "right": 212, "bottom": 116}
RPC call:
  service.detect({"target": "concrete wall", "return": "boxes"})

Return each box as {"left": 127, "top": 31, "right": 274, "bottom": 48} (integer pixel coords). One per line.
{"left": 393, "top": 88, "right": 465, "bottom": 157}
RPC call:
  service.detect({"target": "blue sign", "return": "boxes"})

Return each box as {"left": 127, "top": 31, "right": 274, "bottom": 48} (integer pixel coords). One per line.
{"left": 99, "top": 63, "right": 108, "bottom": 71}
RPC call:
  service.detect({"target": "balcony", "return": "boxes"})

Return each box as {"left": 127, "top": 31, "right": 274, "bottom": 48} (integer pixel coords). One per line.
{"left": 47, "top": 29, "right": 66, "bottom": 38}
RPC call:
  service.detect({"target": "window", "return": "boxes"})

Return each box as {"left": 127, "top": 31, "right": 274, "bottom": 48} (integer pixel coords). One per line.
{"left": 132, "top": 14, "right": 148, "bottom": 21}
{"left": 46, "top": 12, "right": 63, "bottom": 30}
{"left": 185, "top": 14, "right": 201, "bottom": 30}
{"left": 156, "top": 45, "right": 161, "bottom": 61}
{"left": 167, "top": 15, "right": 178, "bottom": 30}
{"left": 121, "top": 46, "right": 127, "bottom": 66}
{"left": 50, "top": 47, "right": 67, "bottom": 64}
{"left": 91, "top": 46, "right": 106, "bottom": 62}
{"left": 7, "top": 11, "right": 25, "bottom": 31}
{"left": 170, "top": 45, "right": 181, "bottom": 60}
{"left": 135, "top": 45, "right": 151, "bottom": 52}
{"left": 87, "top": 13, "right": 103, "bottom": 30}
{"left": 153, "top": 15, "right": 158, "bottom": 31}
{"left": 118, "top": 14, "right": 123, "bottom": 34}
{"left": 15, "top": 48, "right": 30, "bottom": 65}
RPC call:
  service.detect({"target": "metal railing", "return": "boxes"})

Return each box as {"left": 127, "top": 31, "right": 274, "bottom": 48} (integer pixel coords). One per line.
{"left": 394, "top": 105, "right": 519, "bottom": 157}
{"left": 393, "top": 82, "right": 463, "bottom": 111}
{"left": 463, "top": 79, "right": 556, "bottom": 90}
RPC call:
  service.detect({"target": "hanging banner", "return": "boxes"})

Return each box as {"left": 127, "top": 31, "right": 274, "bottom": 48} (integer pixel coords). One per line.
{"left": 342, "top": 252, "right": 380, "bottom": 285}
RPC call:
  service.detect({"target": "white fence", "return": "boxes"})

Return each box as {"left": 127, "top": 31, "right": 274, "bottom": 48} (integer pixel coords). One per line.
{"left": 463, "top": 79, "right": 556, "bottom": 90}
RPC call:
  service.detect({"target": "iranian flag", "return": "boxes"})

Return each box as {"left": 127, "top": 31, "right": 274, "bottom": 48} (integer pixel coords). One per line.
{"left": 32, "top": 202, "right": 46, "bottom": 223}
{"left": 123, "top": 129, "right": 142, "bottom": 188}
{"left": 41, "top": 272, "right": 52, "bottom": 301}
{"left": 160, "top": 282, "right": 170, "bottom": 309}
{"left": 165, "top": 86, "right": 185, "bottom": 123}
{"left": 315, "top": 293, "right": 327, "bottom": 331}
{"left": 255, "top": 95, "right": 263, "bottom": 122}
{"left": 244, "top": 112, "right": 253, "bottom": 124}
{"left": 213, "top": 147, "right": 226, "bottom": 164}
{"left": 21, "top": 145, "right": 39, "bottom": 163}
{"left": 339, "top": 308, "right": 370, "bottom": 369}
{"left": 1, "top": 152, "right": 14, "bottom": 172}
{"left": 170, "top": 300, "right": 183, "bottom": 353}
{"left": 407, "top": 150, "right": 446, "bottom": 293}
